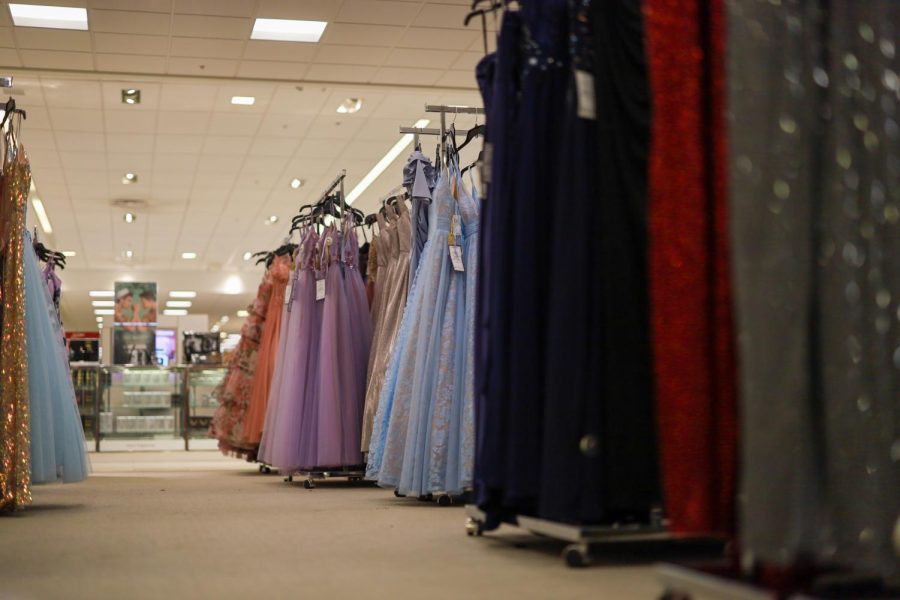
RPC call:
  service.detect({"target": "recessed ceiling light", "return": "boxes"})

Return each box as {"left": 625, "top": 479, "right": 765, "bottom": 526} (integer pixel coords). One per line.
{"left": 9, "top": 3, "right": 88, "bottom": 30}
{"left": 61, "top": 250, "right": 76, "bottom": 257}
{"left": 266, "top": 215, "right": 278, "bottom": 224}
{"left": 169, "top": 291, "right": 197, "bottom": 298}
{"left": 122, "top": 172, "right": 137, "bottom": 184}
{"left": 211, "top": 324, "right": 220, "bottom": 333}
{"left": 124, "top": 212, "right": 136, "bottom": 224}
{"left": 31, "top": 198, "right": 53, "bottom": 234}
{"left": 89, "top": 291, "right": 114, "bottom": 297}
{"left": 336, "top": 98, "right": 362, "bottom": 114}
{"left": 124, "top": 250, "right": 134, "bottom": 258}
{"left": 236, "top": 309, "right": 249, "bottom": 317}
{"left": 250, "top": 18, "right": 327, "bottom": 43}
{"left": 242, "top": 251, "right": 252, "bottom": 261}
{"left": 163, "top": 309, "right": 188, "bottom": 317}
{"left": 290, "top": 178, "right": 304, "bottom": 189}
{"left": 231, "top": 96, "right": 255, "bottom": 106}
{"left": 94, "top": 309, "right": 114, "bottom": 315}
{"left": 222, "top": 275, "right": 243, "bottom": 295}
{"left": 346, "top": 118, "right": 430, "bottom": 204}
{"left": 220, "top": 316, "right": 230, "bottom": 323}
{"left": 91, "top": 300, "right": 114, "bottom": 307}
{"left": 121, "top": 89, "right": 141, "bottom": 105}
{"left": 181, "top": 252, "right": 197, "bottom": 260}
{"left": 166, "top": 300, "right": 192, "bottom": 308}
{"left": 96, "top": 316, "right": 103, "bottom": 323}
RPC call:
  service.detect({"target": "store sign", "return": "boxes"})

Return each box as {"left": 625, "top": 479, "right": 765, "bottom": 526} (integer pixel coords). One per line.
{"left": 112, "top": 281, "right": 157, "bottom": 365}
{"left": 66, "top": 331, "right": 101, "bottom": 363}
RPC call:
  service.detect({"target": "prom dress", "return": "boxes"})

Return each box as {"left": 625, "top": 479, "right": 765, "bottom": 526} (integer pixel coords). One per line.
{"left": 25, "top": 233, "right": 89, "bottom": 484}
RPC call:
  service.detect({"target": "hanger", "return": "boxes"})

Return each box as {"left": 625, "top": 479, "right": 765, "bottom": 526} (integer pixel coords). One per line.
{"left": 457, "top": 124, "right": 484, "bottom": 153}
{"left": 0, "top": 97, "right": 26, "bottom": 132}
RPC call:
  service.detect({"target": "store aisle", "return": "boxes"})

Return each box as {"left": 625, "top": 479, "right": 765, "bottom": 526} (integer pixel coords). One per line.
{"left": 0, "top": 452, "right": 664, "bottom": 599}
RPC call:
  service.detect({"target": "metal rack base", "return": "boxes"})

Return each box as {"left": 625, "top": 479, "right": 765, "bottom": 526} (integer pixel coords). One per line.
{"left": 283, "top": 466, "right": 369, "bottom": 489}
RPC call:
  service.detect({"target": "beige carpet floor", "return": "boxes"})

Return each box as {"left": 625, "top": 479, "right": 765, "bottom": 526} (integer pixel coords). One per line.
{"left": 0, "top": 452, "right": 682, "bottom": 600}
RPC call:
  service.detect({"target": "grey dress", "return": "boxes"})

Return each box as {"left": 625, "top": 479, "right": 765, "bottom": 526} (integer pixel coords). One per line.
{"left": 729, "top": 0, "right": 900, "bottom": 579}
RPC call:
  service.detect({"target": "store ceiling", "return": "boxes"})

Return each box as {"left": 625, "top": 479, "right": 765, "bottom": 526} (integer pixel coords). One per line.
{"left": 0, "top": 0, "right": 489, "bottom": 333}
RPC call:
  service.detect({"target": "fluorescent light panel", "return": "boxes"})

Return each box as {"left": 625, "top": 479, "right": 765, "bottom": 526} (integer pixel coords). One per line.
{"left": 94, "top": 309, "right": 114, "bottom": 315}
{"left": 181, "top": 252, "right": 197, "bottom": 260}
{"left": 163, "top": 309, "right": 188, "bottom": 316}
{"left": 169, "top": 291, "right": 196, "bottom": 298}
{"left": 237, "top": 309, "right": 249, "bottom": 318}
{"left": 31, "top": 198, "right": 53, "bottom": 234}
{"left": 89, "top": 291, "right": 113, "bottom": 297}
{"left": 231, "top": 96, "right": 255, "bottom": 106}
{"left": 166, "top": 300, "right": 192, "bottom": 308}
{"left": 91, "top": 300, "right": 114, "bottom": 307}
{"left": 346, "top": 119, "right": 429, "bottom": 204}
{"left": 61, "top": 250, "right": 76, "bottom": 257}
{"left": 250, "top": 18, "right": 326, "bottom": 42}
{"left": 9, "top": 4, "right": 88, "bottom": 30}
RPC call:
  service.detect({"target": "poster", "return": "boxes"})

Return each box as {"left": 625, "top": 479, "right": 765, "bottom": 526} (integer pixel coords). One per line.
{"left": 183, "top": 332, "right": 221, "bottom": 365}
{"left": 66, "top": 331, "right": 101, "bottom": 363}
{"left": 113, "top": 281, "right": 157, "bottom": 365}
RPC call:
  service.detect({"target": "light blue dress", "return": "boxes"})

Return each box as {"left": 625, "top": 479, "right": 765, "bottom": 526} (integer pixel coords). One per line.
{"left": 25, "top": 232, "right": 90, "bottom": 484}
{"left": 366, "top": 165, "right": 479, "bottom": 496}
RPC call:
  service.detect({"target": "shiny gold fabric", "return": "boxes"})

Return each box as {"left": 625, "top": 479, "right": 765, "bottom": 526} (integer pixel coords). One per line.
{"left": 0, "top": 130, "right": 32, "bottom": 512}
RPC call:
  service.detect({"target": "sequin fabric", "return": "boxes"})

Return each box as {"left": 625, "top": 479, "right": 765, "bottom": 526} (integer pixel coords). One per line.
{"left": 0, "top": 132, "right": 32, "bottom": 512}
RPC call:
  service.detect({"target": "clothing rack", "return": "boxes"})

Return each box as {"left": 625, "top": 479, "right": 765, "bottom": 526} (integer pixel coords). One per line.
{"left": 316, "top": 170, "right": 347, "bottom": 210}
{"left": 284, "top": 467, "right": 368, "bottom": 489}
{"left": 464, "top": 504, "right": 724, "bottom": 568}
{"left": 401, "top": 104, "right": 486, "bottom": 163}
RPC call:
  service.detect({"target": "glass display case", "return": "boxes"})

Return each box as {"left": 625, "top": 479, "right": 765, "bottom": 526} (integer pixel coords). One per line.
{"left": 185, "top": 366, "right": 226, "bottom": 440}
{"left": 98, "top": 366, "right": 186, "bottom": 450}
{"left": 70, "top": 364, "right": 102, "bottom": 451}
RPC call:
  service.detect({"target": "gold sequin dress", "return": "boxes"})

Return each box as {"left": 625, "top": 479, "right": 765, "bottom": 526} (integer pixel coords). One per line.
{"left": 0, "top": 128, "right": 32, "bottom": 512}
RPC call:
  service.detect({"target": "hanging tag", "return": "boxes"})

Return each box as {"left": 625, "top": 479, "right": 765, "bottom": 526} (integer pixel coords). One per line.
{"left": 451, "top": 175, "right": 458, "bottom": 200}
{"left": 316, "top": 278, "right": 326, "bottom": 301}
{"left": 481, "top": 142, "right": 493, "bottom": 185}
{"left": 283, "top": 282, "right": 291, "bottom": 305}
{"left": 449, "top": 245, "right": 465, "bottom": 272}
{"left": 575, "top": 70, "right": 596, "bottom": 120}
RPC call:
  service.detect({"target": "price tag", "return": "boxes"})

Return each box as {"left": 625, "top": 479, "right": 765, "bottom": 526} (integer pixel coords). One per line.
{"left": 575, "top": 69, "right": 596, "bottom": 120}
{"left": 283, "top": 282, "right": 291, "bottom": 305}
{"left": 449, "top": 245, "right": 465, "bottom": 272}
{"left": 316, "top": 278, "right": 326, "bottom": 301}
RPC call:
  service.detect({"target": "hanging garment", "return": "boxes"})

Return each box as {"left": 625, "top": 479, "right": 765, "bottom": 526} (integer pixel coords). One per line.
{"left": 365, "top": 233, "right": 378, "bottom": 307}
{"left": 241, "top": 254, "right": 291, "bottom": 447}
{"left": 209, "top": 267, "right": 274, "bottom": 455}
{"left": 25, "top": 232, "right": 89, "bottom": 484}
{"left": 404, "top": 150, "right": 437, "bottom": 287}
{"left": 643, "top": 0, "right": 737, "bottom": 535}
{"left": 730, "top": 0, "right": 900, "bottom": 580}
{"left": 258, "top": 229, "right": 322, "bottom": 471}
{"left": 395, "top": 168, "right": 480, "bottom": 496}
{"left": 0, "top": 130, "right": 32, "bottom": 512}
{"left": 361, "top": 201, "right": 411, "bottom": 452}
{"left": 314, "top": 220, "right": 372, "bottom": 468}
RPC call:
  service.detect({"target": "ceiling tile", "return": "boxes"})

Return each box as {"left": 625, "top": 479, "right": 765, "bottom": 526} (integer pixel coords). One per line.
{"left": 306, "top": 115, "right": 364, "bottom": 139}
{"left": 155, "top": 134, "right": 205, "bottom": 154}
{"left": 313, "top": 45, "right": 389, "bottom": 67}
{"left": 153, "top": 171, "right": 196, "bottom": 187}
{"left": 240, "top": 156, "right": 287, "bottom": 175}
{"left": 248, "top": 137, "right": 300, "bottom": 157}
{"left": 155, "top": 111, "right": 211, "bottom": 134}
{"left": 89, "top": 0, "right": 173, "bottom": 12}
{"left": 305, "top": 63, "right": 374, "bottom": 84}
{"left": 94, "top": 53, "right": 168, "bottom": 74}
{"left": 256, "top": 0, "right": 340, "bottom": 21}
{"left": 397, "top": 27, "right": 478, "bottom": 50}
{"left": 174, "top": 0, "right": 255, "bottom": 18}
{"left": 21, "top": 129, "right": 58, "bottom": 150}
{"left": 0, "top": 27, "right": 15, "bottom": 48}
{"left": 5, "top": 76, "right": 45, "bottom": 105}
{"left": 42, "top": 79, "right": 103, "bottom": 108}
{"left": 241, "top": 40, "right": 317, "bottom": 63}
{"left": 371, "top": 67, "right": 443, "bottom": 86}
{"left": 384, "top": 47, "right": 460, "bottom": 69}
{"left": 93, "top": 33, "right": 169, "bottom": 56}
{"left": 168, "top": 57, "right": 239, "bottom": 78}
{"left": 170, "top": 37, "right": 245, "bottom": 60}
{"left": 336, "top": 0, "right": 417, "bottom": 27}
{"left": 107, "top": 133, "right": 156, "bottom": 153}
{"left": 257, "top": 113, "right": 315, "bottom": 137}
{"left": 320, "top": 23, "right": 406, "bottom": 47}
{"left": 61, "top": 152, "right": 108, "bottom": 171}
{"left": 48, "top": 107, "right": 104, "bottom": 132}
{"left": 160, "top": 84, "right": 219, "bottom": 111}
{"left": 20, "top": 106, "right": 52, "bottom": 130}
{"left": 153, "top": 153, "right": 199, "bottom": 171}
{"left": 200, "top": 135, "right": 253, "bottom": 156}
{"left": 15, "top": 29, "right": 92, "bottom": 52}
{"left": 90, "top": 10, "right": 172, "bottom": 35}
{"left": 105, "top": 110, "right": 159, "bottom": 133}
{"left": 451, "top": 51, "right": 481, "bottom": 71}
{"left": 413, "top": 4, "right": 469, "bottom": 29}
{"left": 20, "top": 50, "right": 94, "bottom": 71}
{"left": 236, "top": 60, "right": 310, "bottom": 81}
{"left": 171, "top": 14, "right": 251, "bottom": 39}
{"left": 56, "top": 131, "right": 106, "bottom": 153}
{"left": 267, "top": 86, "right": 330, "bottom": 115}
{"left": 106, "top": 152, "right": 154, "bottom": 171}
{"left": 435, "top": 70, "right": 477, "bottom": 88}
{"left": 295, "top": 138, "right": 346, "bottom": 160}
{"left": 207, "top": 113, "right": 263, "bottom": 136}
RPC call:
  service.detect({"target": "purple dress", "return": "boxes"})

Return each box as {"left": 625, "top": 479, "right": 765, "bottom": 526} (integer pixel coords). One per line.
{"left": 312, "top": 219, "right": 372, "bottom": 468}
{"left": 258, "top": 228, "right": 322, "bottom": 471}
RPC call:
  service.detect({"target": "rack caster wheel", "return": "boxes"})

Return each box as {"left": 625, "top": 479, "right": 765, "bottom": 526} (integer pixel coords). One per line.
{"left": 348, "top": 476, "right": 361, "bottom": 482}
{"left": 437, "top": 494, "right": 452, "bottom": 507}
{"left": 563, "top": 543, "right": 591, "bottom": 568}
{"left": 303, "top": 479, "right": 315, "bottom": 489}
{"left": 417, "top": 493, "right": 434, "bottom": 502}
{"left": 258, "top": 465, "right": 265, "bottom": 473}
{"left": 465, "top": 518, "right": 483, "bottom": 537}
{"left": 658, "top": 592, "right": 692, "bottom": 600}
{"left": 393, "top": 490, "right": 406, "bottom": 498}
{"left": 284, "top": 475, "right": 293, "bottom": 483}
